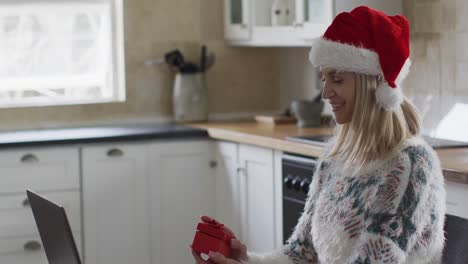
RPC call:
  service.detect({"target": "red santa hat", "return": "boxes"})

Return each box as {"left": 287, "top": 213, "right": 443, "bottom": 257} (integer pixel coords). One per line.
{"left": 309, "top": 6, "right": 411, "bottom": 111}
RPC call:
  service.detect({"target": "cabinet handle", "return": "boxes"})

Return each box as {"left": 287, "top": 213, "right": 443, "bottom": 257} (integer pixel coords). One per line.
{"left": 107, "top": 148, "right": 124, "bottom": 157}
{"left": 22, "top": 198, "right": 30, "bottom": 207}
{"left": 240, "top": 23, "right": 247, "bottom": 29}
{"left": 23, "top": 240, "right": 41, "bottom": 251}
{"left": 209, "top": 161, "right": 218, "bottom": 168}
{"left": 293, "top": 22, "right": 303, "bottom": 28}
{"left": 236, "top": 167, "right": 246, "bottom": 174}
{"left": 20, "top": 154, "right": 39, "bottom": 163}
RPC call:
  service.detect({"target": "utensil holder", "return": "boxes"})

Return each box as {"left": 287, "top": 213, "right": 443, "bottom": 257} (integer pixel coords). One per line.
{"left": 173, "top": 72, "right": 208, "bottom": 122}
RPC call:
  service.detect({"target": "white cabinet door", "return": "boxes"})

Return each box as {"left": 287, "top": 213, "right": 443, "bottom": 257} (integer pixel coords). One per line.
{"left": 334, "top": 0, "right": 402, "bottom": 15}
{"left": 295, "top": 0, "right": 332, "bottom": 40}
{"left": 224, "top": 0, "right": 251, "bottom": 40}
{"left": 0, "top": 147, "right": 80, "bottom": 194}
{"left": 214, "top": 141, "right": 242, "bottom": 239}
{"left": 0, "top": 234, "right": 81, "bottom": 264}
{"left": 296, "top": 0, "right": 403, "bottom": 40}
{"left": 82, "top": 143, "right": 150, "bottom": 264}
{"left": 239, "top": 144, "right": 276, "bottom": 253}
{"left": 149, "top": 140, "right": 215, "bottom": 264}
{"left": 446, "top": 181, "right": 468, "bottom": 219}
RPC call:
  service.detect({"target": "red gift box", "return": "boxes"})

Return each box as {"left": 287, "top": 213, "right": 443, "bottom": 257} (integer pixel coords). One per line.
{"left": 192, "top": 217, "right": 235, "bottom": 258}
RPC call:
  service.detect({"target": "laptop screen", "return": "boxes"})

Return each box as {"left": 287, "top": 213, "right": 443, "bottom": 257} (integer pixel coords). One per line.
{"left": 26, "top": 190, "right": 81, "bottom": 264}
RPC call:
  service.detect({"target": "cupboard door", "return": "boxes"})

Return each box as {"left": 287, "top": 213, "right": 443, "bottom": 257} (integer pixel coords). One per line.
{"left": 239, "top": 144, "right": 276, "bottom": 253}
{"left": 446, "top": 181, "right": 468, "bottom": 219}
{"left": 0, "top": 235, "right": 81, "bottom": 264}
{"left": 295, "top": 0, "right": 332, "bottom": 40}
{"left": 224, "top": 0, "right": 251, "bottom": 40}
{"left": 82, "top": 143, "right": 150, "bottom": 264}
{"left": 0, "top": 147, "right": 80, "bottom": 194}
{"left": 334, "top": 0, "right": 402, "bottom": 15}
{"left": 214, "top": 141, "right": 242, "bottom": 239}
{"left": 149, "top": 140, "right": 215, "bottom": 264}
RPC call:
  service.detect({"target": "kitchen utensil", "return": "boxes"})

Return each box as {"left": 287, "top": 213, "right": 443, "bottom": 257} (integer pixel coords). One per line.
{"left": 204, "top": 53, "right": 216, "bottom": 70}
{"left": 144, "top": 58, "right": 164, "bottom": 66}
{"left": 200, "top": 45, "right": 207, "bottom": 72}
{"left": 290, "top": 100, "right": 324, "bottom": 127}
{"left": 179, "top": 62, "right": 200, "bottom": 74}
{"left": 165, "top": 49, "right": 185, "bottom": 68}
{"left": 143, "top": 49, "right": 186, "bottom": 72}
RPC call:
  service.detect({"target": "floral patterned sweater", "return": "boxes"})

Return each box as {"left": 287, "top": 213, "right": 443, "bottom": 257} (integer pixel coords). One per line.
{"left": 243, "top": 137, "right": 446, "bottom": 264}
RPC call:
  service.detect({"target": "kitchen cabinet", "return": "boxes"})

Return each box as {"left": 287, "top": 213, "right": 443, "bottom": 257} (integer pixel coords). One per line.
{"left": 225, "top": 0, "right": 251, "bottom": 41}
{"left": 82, "top": 143, "right": 151, "bottom": 264}
{"left": 445, "top": 181, "right": 468, "bottom": 219}
{"left": 215, "top": 141, "right": 281, "bottom": 253}
{"left": 0, "top": 147, "right": 81, "bottom": 264}
{"left": 83, "top": 140, "right": 215, "bottom": 264}
{"left": 214, "top": 142, "right": 242, "bottom": 240}
{"left": 239, "top": 144, "right": 276, "bottom": 253}
{"left": 224, "top": 0, "right": 402, "bottom": 47}
{"left": 0, "top": 147, "right": 80, "bottom": 194}
{"left": 148, "top": 140, "right": 215, "bottom": 264}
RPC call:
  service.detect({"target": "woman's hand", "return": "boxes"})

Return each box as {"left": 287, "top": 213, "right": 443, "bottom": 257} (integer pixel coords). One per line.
{"left": 191, "top": 216, "right": 248, "bottom": 264}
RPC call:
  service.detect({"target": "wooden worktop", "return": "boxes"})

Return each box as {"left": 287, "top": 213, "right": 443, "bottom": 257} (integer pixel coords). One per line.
{"left": 190, "top": 121, "right": 468, "bottom": 184}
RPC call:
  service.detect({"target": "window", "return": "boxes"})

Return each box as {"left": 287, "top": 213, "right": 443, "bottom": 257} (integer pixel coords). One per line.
{"left": 434, "top": 103, "right": 468, "bottom": 142}
{"left": 0, "top": 0, "right": 125, "bottom": 108}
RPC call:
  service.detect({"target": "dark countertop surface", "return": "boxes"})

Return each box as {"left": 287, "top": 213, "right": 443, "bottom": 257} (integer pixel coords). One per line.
{"left": 0, "top": 123, "right": 208, "bottom": 148}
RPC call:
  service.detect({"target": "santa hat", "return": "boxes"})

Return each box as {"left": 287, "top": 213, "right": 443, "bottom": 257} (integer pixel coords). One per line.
{"left": 309, "top": 6, "right": 411, "bottom": 111}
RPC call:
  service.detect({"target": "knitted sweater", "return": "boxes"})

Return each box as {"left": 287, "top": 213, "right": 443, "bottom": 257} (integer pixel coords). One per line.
{"left": 244, "top": 137, "right": 446, "bottom": 264}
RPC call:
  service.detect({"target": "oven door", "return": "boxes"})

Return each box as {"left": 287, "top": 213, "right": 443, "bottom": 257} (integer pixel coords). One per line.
{"left": 282, "top": 154, "right": 317, "bottom": 244}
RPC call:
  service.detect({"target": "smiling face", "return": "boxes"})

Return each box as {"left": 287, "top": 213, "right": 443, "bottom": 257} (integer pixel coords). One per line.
{"left": 320, "top": 69, "right": 357, "bottom": 124}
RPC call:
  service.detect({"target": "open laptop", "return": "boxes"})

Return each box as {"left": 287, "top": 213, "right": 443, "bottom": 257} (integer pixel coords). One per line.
{"left": 26, "top": 190, "right": 81, "bottom": 264}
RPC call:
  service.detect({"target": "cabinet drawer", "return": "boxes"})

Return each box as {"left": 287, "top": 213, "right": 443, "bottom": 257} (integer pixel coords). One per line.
{"left": 0, "top": 233, "right": 82, "bottom": 264}
{"left": 0, "top": 148, "right": 80, "bottom": 194}
{"left": 446, "top": 181, "right": 468, "bottom": 219}
{"left": 0, "top": 191, "right": 81, "bottom": 238}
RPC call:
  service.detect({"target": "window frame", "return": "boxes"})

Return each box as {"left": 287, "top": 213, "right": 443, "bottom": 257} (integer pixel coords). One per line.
{"left": 0, "top": 0, "right": 126, "bottom": 109}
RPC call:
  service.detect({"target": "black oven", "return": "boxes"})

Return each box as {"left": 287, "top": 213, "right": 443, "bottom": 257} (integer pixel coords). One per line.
{"left": 282, "top": 154, "right": 318, "bottom": 244}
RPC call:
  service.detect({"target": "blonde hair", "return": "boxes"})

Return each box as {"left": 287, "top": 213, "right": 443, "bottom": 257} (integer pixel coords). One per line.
{"left": 327, "top": 73, "right": 421, "bottom": 168}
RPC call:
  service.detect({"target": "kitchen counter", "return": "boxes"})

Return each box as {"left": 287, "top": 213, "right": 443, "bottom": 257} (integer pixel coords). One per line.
{"left": 192, "top": 122, "right": 332, "bottom": 157}
{"left": 0, "top": 123, "right": 208, "bottom": 148}
{"left": 190, "top": 121, "right": 468, "bottom": 185}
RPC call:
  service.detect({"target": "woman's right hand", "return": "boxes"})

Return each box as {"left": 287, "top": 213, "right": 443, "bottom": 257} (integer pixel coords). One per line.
{"left": 191, "top": 216, "right": 248, "bottom": 264}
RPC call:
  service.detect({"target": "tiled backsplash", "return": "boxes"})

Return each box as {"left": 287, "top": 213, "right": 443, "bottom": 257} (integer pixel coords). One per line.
{"left": 0, "top": 0, "right": 466, "bottom": 133}
{"left": 403, "top": 0, "right": 468, "bottom": 135}
{"left": 0, "top": 0, "right": 280, "bottom": 130}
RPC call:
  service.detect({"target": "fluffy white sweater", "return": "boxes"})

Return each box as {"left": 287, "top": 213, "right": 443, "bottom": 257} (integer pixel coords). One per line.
{"left": 243, "top": 137, "right": 446, "bottom": 264}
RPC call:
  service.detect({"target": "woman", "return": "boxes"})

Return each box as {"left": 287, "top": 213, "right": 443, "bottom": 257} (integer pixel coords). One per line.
{"left": 192, "top": 6, "right": 446, "bottom": 264}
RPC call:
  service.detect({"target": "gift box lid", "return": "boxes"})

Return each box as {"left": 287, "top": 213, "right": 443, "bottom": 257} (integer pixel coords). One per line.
{"left": 196, "top": 220, "right": 234, "bottom": 242}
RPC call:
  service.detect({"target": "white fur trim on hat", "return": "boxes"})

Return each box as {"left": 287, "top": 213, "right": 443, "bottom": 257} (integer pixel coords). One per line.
{"left": 309, "top": 38, "right": 412, "bottom": 111}
{"left": 309, "top": 38, "right": 382, "bottom": 76}
{"left": 376, "top": 82, "right": 403, "bottom": 111}
{"left": 375, "top": 58, "right": 411, "bottom": 111}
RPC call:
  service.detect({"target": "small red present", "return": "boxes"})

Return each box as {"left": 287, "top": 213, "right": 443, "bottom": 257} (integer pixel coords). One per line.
{"left": 192, "top": 216, "right": 235, "bottom": 258}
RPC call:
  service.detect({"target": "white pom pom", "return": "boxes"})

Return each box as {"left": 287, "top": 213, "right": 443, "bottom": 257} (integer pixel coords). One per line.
{"left": 376, "top": 82, "right": 403, "bottom": 111}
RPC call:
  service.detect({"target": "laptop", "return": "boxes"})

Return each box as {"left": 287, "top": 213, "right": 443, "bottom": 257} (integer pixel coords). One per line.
{"left": 26, "top": 190, "right": 81, "bottom": 264}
